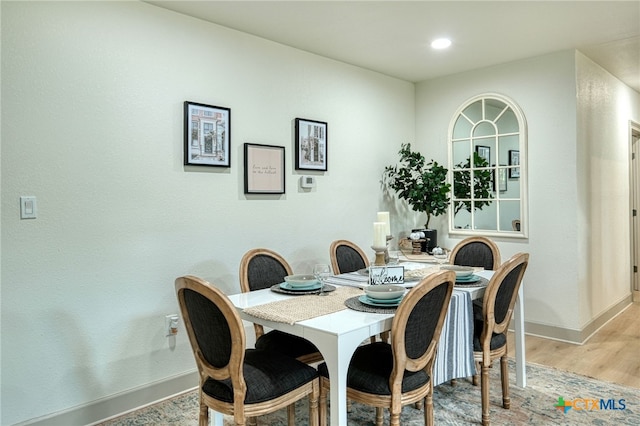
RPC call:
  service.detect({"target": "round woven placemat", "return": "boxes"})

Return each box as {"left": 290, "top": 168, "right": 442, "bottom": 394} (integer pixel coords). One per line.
{"left": 344, "top": 296, "right": 398, "bottom": 313}
{"left": 455, "top": 276, "right": 489, "bottom": 288}
{"left": 270, "top": 283, "right": 336, "bottom": 295}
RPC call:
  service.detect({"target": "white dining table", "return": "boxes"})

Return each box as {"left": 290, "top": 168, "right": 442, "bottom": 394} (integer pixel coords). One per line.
{"left": 223, "top": 268, "right": 525, "bottom": 426}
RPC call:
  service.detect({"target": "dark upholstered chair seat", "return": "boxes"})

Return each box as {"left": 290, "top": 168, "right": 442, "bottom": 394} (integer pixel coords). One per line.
{"left": 318, "top": 343, "right": 430, "bottom": 396}
{"left": 255, "top": 330, "right": 320, "bottom": 358}
{"left": 472, "top": 300, "right": 507, "bottom": 351}
{"left": 203, "top": 348, "right": 318, "bottom": 404}
{"left": 473, "top": 331, "right": 507, "bottom": 352}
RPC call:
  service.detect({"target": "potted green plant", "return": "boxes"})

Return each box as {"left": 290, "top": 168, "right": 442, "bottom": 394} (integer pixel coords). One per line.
{"left": 453, "top": 152, "right": 494, "bottom": 215}
{"left": 383, "top": 143, "right": 450, "bottom": 252}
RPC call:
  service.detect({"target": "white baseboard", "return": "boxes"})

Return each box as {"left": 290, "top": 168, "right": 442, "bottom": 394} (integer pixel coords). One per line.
{"left": 17, "top": 323, "right": 258, "bottom": 426}
{"left": 520, "top": 295, "right": 632, "bottom": 344}
{"left": 15, "top": 371, "right": 199, "bottom": 426}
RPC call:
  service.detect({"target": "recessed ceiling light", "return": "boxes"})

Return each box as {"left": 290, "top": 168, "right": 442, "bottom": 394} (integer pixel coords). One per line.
{"left": 431, "top": 38, "right": 452, "bottom": 49}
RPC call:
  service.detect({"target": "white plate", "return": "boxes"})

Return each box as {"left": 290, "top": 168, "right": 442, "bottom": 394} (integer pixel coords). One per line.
{"left": 440, "top": 265, "right": 475, "bottom": 277}
{"left": 364, "top": 284, "right": 405, "bottom": 300}
{"left": 284, "top": 274, "right": 319, "bottom": 288}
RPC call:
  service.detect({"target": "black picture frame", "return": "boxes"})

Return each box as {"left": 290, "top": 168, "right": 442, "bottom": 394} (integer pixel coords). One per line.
{"left": 475, "top": 145, "right": 491, "bottom": 164}
{"left": 184, "top": 101, "right": 231, "bottom": 167}
{"left": 244, "top": 143, "right": 285, "bottom": 194}
{"left": 295, "top": 118, "right": 328, "bottom": 171}
{"left": 509, "top": 149, "right": 520, "bottom": 178}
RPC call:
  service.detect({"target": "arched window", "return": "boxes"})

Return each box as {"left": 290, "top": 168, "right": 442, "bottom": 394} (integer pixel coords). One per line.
{"left": 448, "top": 93, "right": 527, "bottom": 237}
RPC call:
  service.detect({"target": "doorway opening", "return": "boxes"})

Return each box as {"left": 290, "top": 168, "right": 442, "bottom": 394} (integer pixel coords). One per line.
{"left": 631, "top": 121, "right": 640, "bottom": 301}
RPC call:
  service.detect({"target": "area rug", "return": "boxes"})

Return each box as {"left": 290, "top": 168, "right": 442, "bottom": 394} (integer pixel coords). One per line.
{"left": 99, "top": 360, "right": 639, "bottom": 425}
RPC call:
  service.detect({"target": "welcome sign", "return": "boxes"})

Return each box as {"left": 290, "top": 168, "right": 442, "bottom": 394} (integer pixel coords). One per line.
{"left": 369, "top": 266, "right": 405, "bottom": 284}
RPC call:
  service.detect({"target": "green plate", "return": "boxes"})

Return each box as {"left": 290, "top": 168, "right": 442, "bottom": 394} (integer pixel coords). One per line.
{"left": 359, "top": 295, "right": 401, "bottom": 307}
{"left": 364, "top": 295, "right": 403, "bottom": 304}
{"left": 279, "top": 282, "right": 322, "bottom": 291}
{"left": 455, "top": 274, "right": 480, "bottom": 284}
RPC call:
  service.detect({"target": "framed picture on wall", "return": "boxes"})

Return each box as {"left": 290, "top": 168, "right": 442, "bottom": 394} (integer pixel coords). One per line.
{"left": 509, "top": 149, "right": 520, "bottom": 178}
{"left": 475, "top": 145, "right": 491, "bottom": 164}
{"left": 493, "top": 165, "right": 508, "bottom": 192}
{"left": 244, "top": 143, "right": 285, "bottom": 194}
{"left": 184, "top": 101, "right": 231, "bottom": 167}
{"left": 295, "top": 118, "right": 328, "bottom": 171}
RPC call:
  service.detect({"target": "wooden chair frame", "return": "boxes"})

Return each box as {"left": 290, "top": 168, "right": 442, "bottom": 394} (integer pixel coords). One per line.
{"left": 319, "top": 271, "right": 455, "bottom": 426}
{"left": 239, "top": 248, "right": 322, "bottom": 364}
{"left": 176, "top": 275, "right": 320, "bottom": 426}
{"left": 449, "top": 236, "right": 501, "bottom": 271}
{"left": 473, "top": 253, "right": 529, "bottom": 426}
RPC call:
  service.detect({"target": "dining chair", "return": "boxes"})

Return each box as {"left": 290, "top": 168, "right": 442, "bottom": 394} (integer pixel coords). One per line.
{"left": 329, "top": 239, "right": 369, "bottom": 274}
{"left": 448, "top": 236, "right": 502, "bottom": 387}
{"left": 329, "top": 239, "right": 385, "bottom": 344}
{"left": 317, "top": 270, "right": 455, "bottom": 426}
{"left": 511, "top": 219, "right": 521, "bottom": 231}
{"left": 472, "top": 252, "right": 529, "bottom": 426}
{"left": 449, "top": 236, "right": 501, "bottom": 271}
{"left": 175, "top": 275, "right": 320, "bottom": 426}
{"left": 239, "top": 248, "right": 323, "bottom": 364}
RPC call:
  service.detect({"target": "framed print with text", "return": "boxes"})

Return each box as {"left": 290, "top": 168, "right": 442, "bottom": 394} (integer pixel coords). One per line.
{"left": 244, "top": 143, "right": 285, "bottom": 194}
{"left": 509, "top": 149, "right": 520, "bottom": 178}
{"left": 295, "top": 118, "right": 327, "bottom": 171}
{"left": 184, "top": 101, "right": 231, "bottom": 167}
{"left": 493, "top": 165, "right": 507, "bottom": 192}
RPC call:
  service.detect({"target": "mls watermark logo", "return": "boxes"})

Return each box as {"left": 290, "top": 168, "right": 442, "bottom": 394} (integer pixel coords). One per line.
{"left": 554, "top": 396, "right": 626, "bottom": 413}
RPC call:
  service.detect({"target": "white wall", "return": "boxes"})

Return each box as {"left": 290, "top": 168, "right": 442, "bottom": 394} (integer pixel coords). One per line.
{"left": 575, "top": 51, "right": 640, "bottom": 326}
{"left": 4, "top": 2, "right": 639, "bottom": 424}
{"left": 416, "top": 51, "right": 581, "bottom": 330}
{"left": 415, "top": 50, "right": 639, "bottom": 335}
{"left": 0, "top": 2, "right": 415, "bottom": 424}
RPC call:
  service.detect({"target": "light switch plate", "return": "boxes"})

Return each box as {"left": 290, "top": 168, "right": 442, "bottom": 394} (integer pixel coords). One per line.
{"left": 20, "top": 196, "right": 37, "bottom": 219}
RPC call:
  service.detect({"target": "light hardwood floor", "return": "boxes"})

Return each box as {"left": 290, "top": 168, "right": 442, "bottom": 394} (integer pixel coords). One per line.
{"left": 507, "top": 302, "right": 640, "bottom": 388}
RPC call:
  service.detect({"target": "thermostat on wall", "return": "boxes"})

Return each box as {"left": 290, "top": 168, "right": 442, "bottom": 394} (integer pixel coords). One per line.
{"left": 300, "top": 175, "right": 316, "bottom": 188}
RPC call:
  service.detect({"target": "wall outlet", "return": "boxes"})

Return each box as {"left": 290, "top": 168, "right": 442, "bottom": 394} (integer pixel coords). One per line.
{"left": 165, "top": 314, "right": 179, "bottom": 337}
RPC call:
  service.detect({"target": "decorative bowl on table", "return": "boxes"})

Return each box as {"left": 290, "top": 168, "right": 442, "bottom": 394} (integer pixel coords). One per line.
{"left": 284, "top": 274, "right": 319, "bottom": 288}
{"left": 439, "top": 265, "right": 474, "bottom": 278}
{"left": 365, "top": 284, "right": 405, "bottom": 300}
{"left": 432, "top": 247, "right": 448, "bottom": 262}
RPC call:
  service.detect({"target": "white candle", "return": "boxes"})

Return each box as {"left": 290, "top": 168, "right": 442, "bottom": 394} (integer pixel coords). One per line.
{"left": 373, "top": 222, "right": 386, "bottom": 248}
{"left": 377, "top": 211, "right": 391, "bottom": 236}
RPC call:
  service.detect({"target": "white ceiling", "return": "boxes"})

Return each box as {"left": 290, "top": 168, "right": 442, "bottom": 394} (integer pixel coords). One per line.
{"left": 146, "top": 1, "right": 640, "bottom": 92}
